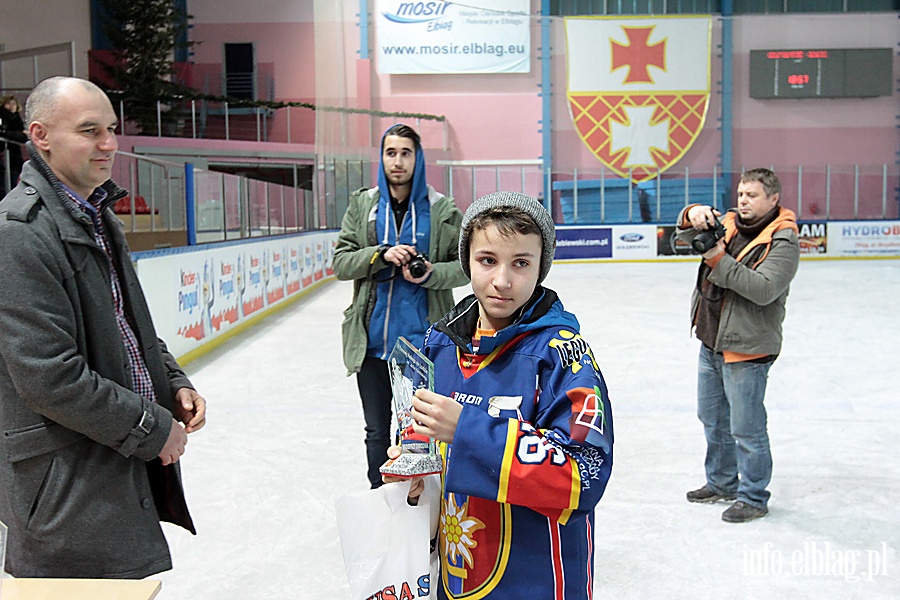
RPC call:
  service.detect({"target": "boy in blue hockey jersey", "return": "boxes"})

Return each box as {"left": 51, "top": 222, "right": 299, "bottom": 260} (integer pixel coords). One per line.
{"left": 400, "top": 192, "right": 614, "bottom": 600}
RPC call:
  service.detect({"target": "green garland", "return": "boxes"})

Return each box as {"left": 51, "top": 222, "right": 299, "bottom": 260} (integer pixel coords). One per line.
{"left": 105, "top": 89, "right": 446, "bottom": 122}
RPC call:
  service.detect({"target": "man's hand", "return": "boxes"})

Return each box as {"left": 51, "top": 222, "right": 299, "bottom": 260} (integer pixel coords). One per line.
{"left": 159, "top": 418, "right": 187, "bottom": 465}
{"left": 402, "top": 260, "right": 433, "bottom": 284}
{"left": 687, "top": 205, "right": 721, "bottom": 230}
{"left": 174, "top": 387, "right": 207, "bottom": 433}
{"left": 702, "top": 237, "right": 726, "bottom": 260}
{"left": 410, "top": 388, "right": 462, "bottom": 444}
{"left": 687, "top": 205, "right": 726, "bottom": 260}
{"left": 382, "top": 244, "right": 419, "bottom": 268}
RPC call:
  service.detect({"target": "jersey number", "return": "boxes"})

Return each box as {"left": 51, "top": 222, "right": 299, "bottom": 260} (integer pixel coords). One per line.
{"left": 516, "top": 432, "right": 567, "bottom": 466}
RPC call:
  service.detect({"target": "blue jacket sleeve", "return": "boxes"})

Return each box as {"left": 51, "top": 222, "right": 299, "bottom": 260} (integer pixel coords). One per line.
{"left": 444, "top": 338, "right": 613, "bottom": 524}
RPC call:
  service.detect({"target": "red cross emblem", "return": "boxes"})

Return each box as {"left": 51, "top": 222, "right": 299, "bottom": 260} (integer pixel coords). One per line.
{"left": 611, "top": 27, "right": 666, "bottom": 84}
{"left": 565, "top": 17, "right": 711, "bottom": 183}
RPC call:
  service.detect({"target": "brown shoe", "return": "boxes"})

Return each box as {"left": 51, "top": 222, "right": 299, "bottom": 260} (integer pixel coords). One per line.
{"left": 686, "top": 485, "right": 737, "bottom": 504}
{"left": 722, "top": 501, "right": 768, "bottom": 523}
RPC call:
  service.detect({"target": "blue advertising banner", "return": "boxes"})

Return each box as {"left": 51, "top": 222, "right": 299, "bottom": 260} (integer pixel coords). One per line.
{"left": 555, "top": 227, "right": 613, "bottom": 260}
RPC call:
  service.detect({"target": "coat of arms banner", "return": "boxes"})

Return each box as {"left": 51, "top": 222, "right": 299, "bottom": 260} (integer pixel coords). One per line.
{"left": 565, "top": 16, "right": 712, "bottom": 183}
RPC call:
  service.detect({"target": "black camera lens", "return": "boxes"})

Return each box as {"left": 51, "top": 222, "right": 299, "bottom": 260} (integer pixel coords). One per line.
{"left": 691, "top": 219, "right": 726, "bottom": 253}
{"left": 692, "top": 231, "right": 717, "bottom": 253}
{"left": 408, "top": 254, "right": 428, "bottom": 279}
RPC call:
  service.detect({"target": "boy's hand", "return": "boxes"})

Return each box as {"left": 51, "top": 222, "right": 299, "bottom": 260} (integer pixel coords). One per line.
{"left": 410, "top": 388, "right": 461, "bottom": 444}
{"left": 381, "top": 446, "right": 426, "bottom": 502}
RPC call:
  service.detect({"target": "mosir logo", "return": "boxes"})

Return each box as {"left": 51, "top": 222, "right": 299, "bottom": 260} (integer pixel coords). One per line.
{"left": 383, "top": 1, "right": 451, "bottom": 24}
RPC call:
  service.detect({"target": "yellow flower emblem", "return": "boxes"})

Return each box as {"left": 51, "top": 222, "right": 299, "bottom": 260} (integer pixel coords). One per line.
{"left": 442, "top": 495, "right": 485, "bottom": 568}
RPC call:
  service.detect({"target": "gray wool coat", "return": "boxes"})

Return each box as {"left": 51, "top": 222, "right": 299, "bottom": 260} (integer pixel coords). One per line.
{"left": 0, "top": 155, "right": 196, "bottom": 578}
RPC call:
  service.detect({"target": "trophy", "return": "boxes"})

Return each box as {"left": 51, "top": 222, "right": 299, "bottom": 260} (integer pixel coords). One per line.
{"left": 379, "top": 337, "right": 443, "bottom": 478}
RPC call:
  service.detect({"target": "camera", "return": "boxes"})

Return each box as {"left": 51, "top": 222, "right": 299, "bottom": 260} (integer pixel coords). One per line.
{"left": 407, "top": 253, "right": 429, "bottom": 279}
{"left": 691, "top": 218, "right": 726, "bottom": 254}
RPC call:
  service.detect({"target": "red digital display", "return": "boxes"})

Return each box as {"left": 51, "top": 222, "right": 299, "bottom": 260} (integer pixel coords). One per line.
{"left": 751, "top": 48, "right": 892, "bottom": 99}
{"left": 765, "top": 50, "right": 829, "bottom": 60}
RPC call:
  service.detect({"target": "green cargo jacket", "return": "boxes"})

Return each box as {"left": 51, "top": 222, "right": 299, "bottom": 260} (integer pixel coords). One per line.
{"left": 333, "top": 185, "right": 469, "bottom": 375}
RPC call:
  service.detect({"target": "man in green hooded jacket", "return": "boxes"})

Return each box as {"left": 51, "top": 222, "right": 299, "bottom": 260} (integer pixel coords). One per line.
{"left": 333, "top": 124, "right": 468, "bottom": 488}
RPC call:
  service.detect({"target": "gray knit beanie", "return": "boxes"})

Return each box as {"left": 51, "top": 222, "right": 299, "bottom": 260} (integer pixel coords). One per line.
{"left": 459, "top": 191, "right": 556, "bottom": 284}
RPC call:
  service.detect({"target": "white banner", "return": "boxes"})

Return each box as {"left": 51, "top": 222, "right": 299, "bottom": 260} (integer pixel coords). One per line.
{"left": 135, "top": 232, "right": 337, "bottom": 359}
{"left": 827, "top": 221, "right": 900, "bottom": 257}
{"left": 375, "top": 0, "right": 530, "bottom": 74}
{"left": 611, "top": 225, "right": 657, "bottom": 260}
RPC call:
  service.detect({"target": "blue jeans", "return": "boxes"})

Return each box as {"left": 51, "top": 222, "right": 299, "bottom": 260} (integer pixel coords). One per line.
{"left": 697, "top": 345, "right": 773, "bottom": 509}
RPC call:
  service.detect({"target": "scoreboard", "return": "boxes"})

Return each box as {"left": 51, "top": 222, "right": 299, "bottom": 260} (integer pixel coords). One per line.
{"left": 749, "top": 48, "right": 893, "bottom": 99}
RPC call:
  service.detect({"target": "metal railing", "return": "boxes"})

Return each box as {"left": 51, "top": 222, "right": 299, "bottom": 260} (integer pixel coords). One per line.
{"left": 192, "top": 168, "right": 317, "bottom": 243}
{"left": 0, "top": 42, "right": 76, "bottom": 94}
{"left": 110, "top": 151, "right": 188, "bottom": 233}
{"left": 549, "top": 164, "right": 900, "bottom": 225}
{"left": 1, "top": 135, "right": 25, "bottom": 196}
{"left": 439, "top": 159, "right": 545, "bottom": 212}
{"left": 6, "top": 143, "right": 897, "bottom": 250}
{"left": 111, "top": 97, "right": 450, "bottom": 150}
{"left": 111, "top": 150, "right": 322, "bottom": 242}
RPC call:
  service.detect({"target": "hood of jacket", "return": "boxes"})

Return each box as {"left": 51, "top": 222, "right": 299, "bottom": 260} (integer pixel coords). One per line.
{"left": 374, "top": 127, "right": 431, "bottom": 256}
{"left": 722, "top": 206, "right": 798, "bottom": 266}
{"left": 432, "top": 286, "right": 580, "bottom": 355}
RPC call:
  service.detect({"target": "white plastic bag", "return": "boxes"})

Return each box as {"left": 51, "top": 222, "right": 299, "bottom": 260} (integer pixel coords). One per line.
{"left": 336, "top": 477, "right": 440, "bottom": 600}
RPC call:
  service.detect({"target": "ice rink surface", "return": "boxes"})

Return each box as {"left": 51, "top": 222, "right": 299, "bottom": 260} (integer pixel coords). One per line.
{"left": 155, "top": 258, "right": 900, "bottom": 599}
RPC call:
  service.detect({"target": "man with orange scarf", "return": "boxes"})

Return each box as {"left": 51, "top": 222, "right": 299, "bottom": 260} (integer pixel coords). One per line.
{"left": 677, "top": 168, "right": 799, "bottom": 523}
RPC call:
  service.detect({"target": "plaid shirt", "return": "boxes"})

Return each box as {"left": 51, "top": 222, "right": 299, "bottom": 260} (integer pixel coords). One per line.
{"left": 62, "top": 184, "right": 157, "bottom": 403}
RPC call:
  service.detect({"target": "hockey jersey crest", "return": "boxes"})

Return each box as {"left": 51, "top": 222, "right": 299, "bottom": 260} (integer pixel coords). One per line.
{"left": 441, "top": 492, "right": 508, "bottom": 597}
